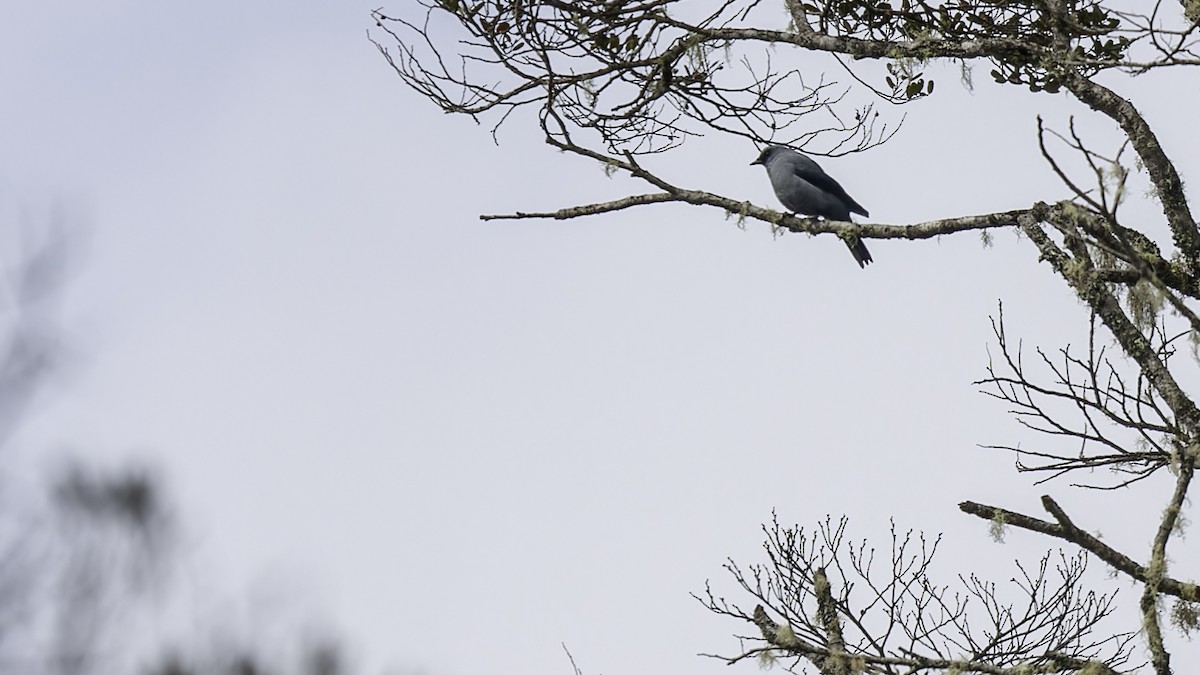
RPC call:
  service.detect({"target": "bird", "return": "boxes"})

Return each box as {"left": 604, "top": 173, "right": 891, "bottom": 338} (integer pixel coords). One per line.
{"left": 751, "top": 145, "right": 873, "bottom": 267}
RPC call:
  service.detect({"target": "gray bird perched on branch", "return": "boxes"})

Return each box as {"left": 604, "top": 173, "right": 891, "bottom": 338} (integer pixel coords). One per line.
{"left": 751, "top": 146, "right": 873, "bottom": 268}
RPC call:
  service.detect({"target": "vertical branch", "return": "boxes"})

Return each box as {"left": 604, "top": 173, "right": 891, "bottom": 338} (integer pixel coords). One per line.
{"left": 1141, "top": 455, "right": 1196, "bottom": 675}
{"left": 813, "top": 568, "right": 850, "bottom": 675}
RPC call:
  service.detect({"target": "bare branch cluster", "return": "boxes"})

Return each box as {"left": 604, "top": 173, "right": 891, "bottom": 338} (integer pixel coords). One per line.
{"left": 977, "top": 304, "right": 1182, "bottom": 488}
{"left": 373, "top": 0, "right": 1199, "bottom": 160}
{"left": 372, "top": 0, "right": 897, "bottom": 156}
{"left": 697, "top": 515, "right": 1135, "bottom": 674}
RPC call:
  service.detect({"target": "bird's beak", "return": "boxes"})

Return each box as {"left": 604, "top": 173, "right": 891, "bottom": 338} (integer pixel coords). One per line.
{"left": 749, "top": 159, "right": 761, "bottom": 166}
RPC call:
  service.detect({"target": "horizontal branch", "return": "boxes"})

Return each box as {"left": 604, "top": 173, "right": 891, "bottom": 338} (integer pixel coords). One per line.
{"left": 481, "top": 191, "right": 1032, "bottom": 242}
{"left": 959, "top": 497, "right": 1199, "bottom": 601}
{"left": 675, "top": 23, "right": 1040, "bottom": 63}
{"left": 479, "top": 193, "right": 680, "bottom": 220}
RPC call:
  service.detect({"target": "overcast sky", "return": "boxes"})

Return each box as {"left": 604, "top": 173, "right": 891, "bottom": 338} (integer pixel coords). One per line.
{"left": 2, "top": 2, "right": 1199, "bottom": 674}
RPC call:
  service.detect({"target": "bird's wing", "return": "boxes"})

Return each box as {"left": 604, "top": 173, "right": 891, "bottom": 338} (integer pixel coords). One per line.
{"left": 790, "top": 162, "right": 870, "bottom": 218}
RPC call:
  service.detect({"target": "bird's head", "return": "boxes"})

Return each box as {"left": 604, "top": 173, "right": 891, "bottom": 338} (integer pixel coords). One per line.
{"left": 750, "top": 145, "right": 787, "bottom": 167}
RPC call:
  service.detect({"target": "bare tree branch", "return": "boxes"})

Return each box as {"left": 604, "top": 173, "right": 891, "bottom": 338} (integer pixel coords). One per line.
{"left": 959, "top": 498, "right": 1199, "bottom": 602}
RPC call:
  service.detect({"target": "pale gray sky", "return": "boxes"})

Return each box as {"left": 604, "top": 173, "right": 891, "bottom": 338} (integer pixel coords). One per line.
{"left": 2, "top": 2, "right": 1198, "bottom": 674}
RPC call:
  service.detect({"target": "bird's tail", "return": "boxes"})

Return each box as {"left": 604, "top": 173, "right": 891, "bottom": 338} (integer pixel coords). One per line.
{"left": 845, "top": 235, "right": 873, "bottom": 268}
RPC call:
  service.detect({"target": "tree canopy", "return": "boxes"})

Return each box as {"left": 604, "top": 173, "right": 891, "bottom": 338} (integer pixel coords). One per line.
{"left": 373, "top": 1, "right": 1200, "bottom": 673}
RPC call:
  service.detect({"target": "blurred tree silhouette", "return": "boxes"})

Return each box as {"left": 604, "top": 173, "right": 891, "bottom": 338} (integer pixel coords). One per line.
{"left": 0, "top": 206, "right": 355, "bottom": 675}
